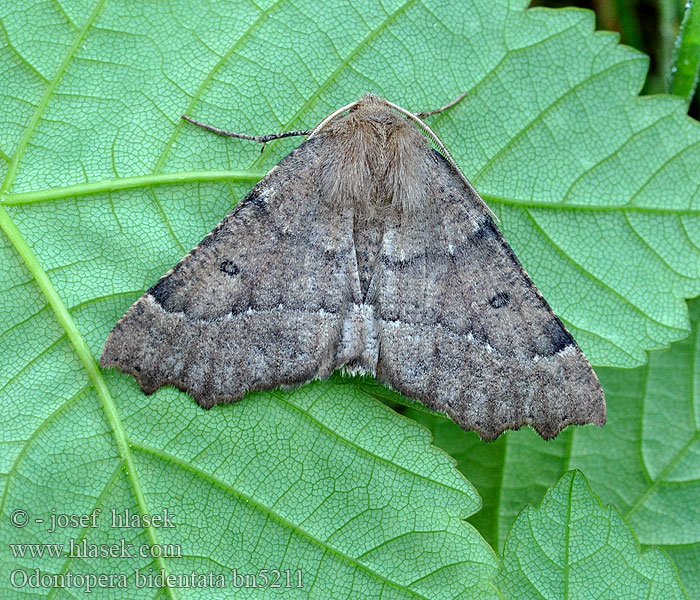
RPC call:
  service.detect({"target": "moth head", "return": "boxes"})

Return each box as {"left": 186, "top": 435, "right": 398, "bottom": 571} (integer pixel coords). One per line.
{"left": 314, "top": 96, "right": 432, "bottom": 219}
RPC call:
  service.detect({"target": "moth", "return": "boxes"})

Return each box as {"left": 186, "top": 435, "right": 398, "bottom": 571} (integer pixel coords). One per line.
{"left": 100, "top": 93, "right": 605, "bottom": 440}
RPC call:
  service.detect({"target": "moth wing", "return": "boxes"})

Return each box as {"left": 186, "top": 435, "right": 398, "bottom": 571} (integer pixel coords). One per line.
{"left": 100, "top": 137, "right": 361, "bottom": 407}
{"left": 369, "top": 150, "right": 606, "bottom": 440}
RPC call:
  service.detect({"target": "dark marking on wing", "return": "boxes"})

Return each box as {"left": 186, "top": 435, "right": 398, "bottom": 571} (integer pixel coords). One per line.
{"left": 244, "top": 188, "right": 269, "bottom": 214}
{"left": 220, "top": 260, "right": 240, "bottom": 276}
{"left": 489, "top": 291, "right": 510, "bottom": 308}
{"left": 148, "top": 277, "right": 174, "bottom": 308}
{"left": 472, "top": 217, "right": 499, "bottom": 242}
{"left": 545, "top": 320, "right": 575, "bottom": 354}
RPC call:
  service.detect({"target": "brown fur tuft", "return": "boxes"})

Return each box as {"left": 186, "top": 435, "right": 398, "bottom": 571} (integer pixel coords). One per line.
{"left": 317, "top": 94, "right": 431, "bottom": 217}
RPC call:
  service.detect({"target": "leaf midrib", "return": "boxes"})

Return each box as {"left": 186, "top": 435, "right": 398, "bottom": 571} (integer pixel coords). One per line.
{"left": 0, "top": 204, "right": 180, "bottom": 600}
{"left": 46, "top": 461, "right": 126, "bottom": 599}
{"left": 2, "top": 171, "right": 264, "bottom": 205}
{"left": 4, "top": 173, "right": 700, "bottom": 216}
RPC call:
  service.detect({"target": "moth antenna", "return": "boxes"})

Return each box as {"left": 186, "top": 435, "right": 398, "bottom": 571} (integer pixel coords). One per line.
{"left": 308, "top": 100, "right": 362, "bottom": 138}
{"left": 181, "top": 115, "right": 311, "bottom": 143}
{"left": 385, "top": 100, "right": 500, "bottom": 223}
{"left": 183, "top": 97, "right": 498, "bottom": 222}
{"left": 415, "top": 91, "right": 469, "bottom": 118}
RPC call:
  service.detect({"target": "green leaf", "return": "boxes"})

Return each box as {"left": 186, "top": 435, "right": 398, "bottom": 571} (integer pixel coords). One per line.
{"left": 407, "top": 297, "right": 700, "bottom": 595}
{"left": 496, "top": 471, "right": 686, "bottom": 599}
{"left": 570, "top": 297, "right": 700, "bottom": 597}
{"left": 2, "top": 0, "right": 700, "bottom": 597}
{"left": 0, "top": 378, "right": 499, "bottom": 598}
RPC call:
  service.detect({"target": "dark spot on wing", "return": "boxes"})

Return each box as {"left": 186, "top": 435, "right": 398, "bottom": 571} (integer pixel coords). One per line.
{"left": 473, "top": 218, "right": 498, "bottom": 242}
{"left": 243, "top": 187, "right": 268, "bottom": 214}
{"left": 148, "top": 277, "right": 173, "bottom": 308}
{"left": 489, "top": 291, "right": 510, "bottom": 308}
{"left": 220, "top": 260, "right": 240, "bottom": 276}
{"left": 546, "top": 320, "right": 575, "bottom": 354}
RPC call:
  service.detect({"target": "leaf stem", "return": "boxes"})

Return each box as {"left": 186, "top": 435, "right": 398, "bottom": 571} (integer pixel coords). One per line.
{"left": 669, "top": 0, "right": 700, "bottom": 106}
{"left": 659, "top": 0, "right": 680, "bottom": 90}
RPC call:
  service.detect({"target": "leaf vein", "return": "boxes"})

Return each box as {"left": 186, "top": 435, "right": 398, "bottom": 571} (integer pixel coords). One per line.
{"left": 1, "top": 0, "right": 108, "bottom": 193}
{"left": 152, "top": 0, "right": 289, "bottom": 173}
{"left": 251, "top": 0, "right": 421, "bottom": 169}
{"left": 0, "top": 203, "right": 180, "bottom": 600}
{"left": 269, "top": 390, "right": 474, "bottom": 500}
{"left": 0, "top": 383, "right": 91, "bottom": 518}
{"left": 473, "top": 57, "right": 644, "bottom": 183}
{"left": 133, "top": 441, "right": 439, "bottom": 600}
{"left": 523, "top": 207, "right": 678, "bottom": 331}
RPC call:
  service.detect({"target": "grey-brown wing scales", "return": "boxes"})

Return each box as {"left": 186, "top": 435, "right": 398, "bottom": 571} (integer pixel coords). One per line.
{"left": 368, "top": 150, "right": 606, "bottom": 440}
{"left": 100, "top": 137, "right": 362, "bottom": 407}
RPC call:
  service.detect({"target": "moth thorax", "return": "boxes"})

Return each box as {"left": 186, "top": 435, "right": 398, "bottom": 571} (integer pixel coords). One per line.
{"left": 319, "top": 104, "right": 431, "bottom": 218}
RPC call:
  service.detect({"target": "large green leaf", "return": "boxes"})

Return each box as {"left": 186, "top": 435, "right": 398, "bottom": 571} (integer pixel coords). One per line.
{"left": 2, "top": 0, "right": 700, "bottom": 598}
{"left": 0, "top": 378, "right": 499, "bottom": 598}
{"left": 496, "top": 471, "right": 686, "bottom": 599}
{"left": 409, "top": 296, "right": 700, "bottom": 596}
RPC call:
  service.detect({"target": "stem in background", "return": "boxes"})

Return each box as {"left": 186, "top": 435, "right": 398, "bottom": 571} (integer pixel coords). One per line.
{"left": 669, "top": 0, "right": 700, "bottom": 107}
{"left": 612, "top": 0, "right": 645, "bottom": 51}
{"left": 592, "top": 0, "right": 618, "bottom": 32}
{"left": 658, "top": 0, "right": 680, "bottom": 90}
